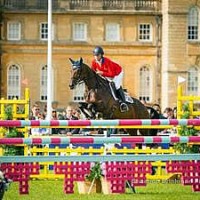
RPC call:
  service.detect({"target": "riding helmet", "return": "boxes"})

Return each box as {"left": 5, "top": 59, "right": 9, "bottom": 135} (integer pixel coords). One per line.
{"left": 93, "top": 46, "right": 104, "bottom": 56}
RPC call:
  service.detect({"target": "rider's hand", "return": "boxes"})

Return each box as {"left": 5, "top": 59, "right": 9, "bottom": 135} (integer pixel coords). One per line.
{"left": 66, "top": 132, "right": 72, "bottom": 136}
{"left": 96, "top": 70, "right": 103, "bottom": 75}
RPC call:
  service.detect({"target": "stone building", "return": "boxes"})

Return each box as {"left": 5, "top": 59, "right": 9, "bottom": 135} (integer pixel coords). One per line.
{"left": 162, "top": 0, "right": 200, "bottom": 109}
{"left": 0, "top": 0, "right": 199, "bottom": 112}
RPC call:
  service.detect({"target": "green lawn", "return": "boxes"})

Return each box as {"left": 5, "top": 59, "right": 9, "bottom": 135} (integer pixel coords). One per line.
{"left": 3, "top": 180, "right": 200, "bottom": 200}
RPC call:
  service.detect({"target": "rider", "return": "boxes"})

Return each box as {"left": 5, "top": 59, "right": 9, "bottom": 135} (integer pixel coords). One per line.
{"left": 91, "top": 46, "right": 129, "bottom": 112}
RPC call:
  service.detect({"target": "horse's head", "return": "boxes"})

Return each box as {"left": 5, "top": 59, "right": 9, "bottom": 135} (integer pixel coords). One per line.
{"left": 68, "top": 57, "right": 109, "bottom": 91}
{"left": 68, "top": 57, "right": 84, "bottom": 89}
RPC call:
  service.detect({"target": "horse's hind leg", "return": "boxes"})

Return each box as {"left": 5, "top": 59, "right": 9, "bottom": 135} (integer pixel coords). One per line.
{"left": 139, "top": 129, "right": 150, "bottom": 136}
{"left": 126, "top": 129, "right": 138, "bottom": 136}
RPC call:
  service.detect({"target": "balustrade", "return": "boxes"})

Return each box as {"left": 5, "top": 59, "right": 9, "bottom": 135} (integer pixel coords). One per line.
{"left": 1, "top": 0, "right": 161, "bottom": 12}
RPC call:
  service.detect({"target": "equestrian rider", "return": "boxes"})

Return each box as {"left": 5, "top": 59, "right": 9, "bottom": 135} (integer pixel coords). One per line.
{"left": 91, "top": 46, "right": 129, "bottom": 112}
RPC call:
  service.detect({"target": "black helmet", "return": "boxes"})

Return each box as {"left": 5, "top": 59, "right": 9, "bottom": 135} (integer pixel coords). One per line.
{"left": 93, "top": 46, "right": 104, "bottom": 56}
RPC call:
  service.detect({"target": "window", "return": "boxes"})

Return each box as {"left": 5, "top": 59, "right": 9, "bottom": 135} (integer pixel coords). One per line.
{"left": 187, "top": 67, "right": 198, "bottom": 95}
{"left": 138, "top": 23, "right": 152, "bottom": 41}
{"left": 7, "top": 65, "right": 20, "bottom": 99}
{"left": 73, "top": 83, "right": 85, "bottom": 102}
{"left": 7, "top": 22, "right": 21, "bottom": 40}
{"left": 40, "top": 22, "right": 54, "bottom": 41}
{"left": 188, "top": 7, "right": 199, "bottom": 41}
{"left": 37, "top": 0, "right": 48, "bottom": 9}
{"left": 105, "top": 23, "right": 120, "bottom": 41}
{"left": 4, "top": 0, "right": 13, "bottom": 7}
{"left": 139, "top": 66, "right": 151, "bottom": 102}
{"left": 73, "top": 22, "right": 87, "bottom": 41}
{"left": 40, "top": 65, "right": 47, "bottom": 101}
{"left": 4, "top": 0, "right": 25, "bottom": 8}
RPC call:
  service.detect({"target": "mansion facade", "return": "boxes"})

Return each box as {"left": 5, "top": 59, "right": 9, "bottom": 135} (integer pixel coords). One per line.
{"left": 0, "top": 0, "right": 199, "bottom": 111}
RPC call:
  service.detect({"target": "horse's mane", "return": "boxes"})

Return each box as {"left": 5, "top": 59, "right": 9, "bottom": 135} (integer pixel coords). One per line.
{"left": 82, "top": 62, "right": 110, "bottom": 89}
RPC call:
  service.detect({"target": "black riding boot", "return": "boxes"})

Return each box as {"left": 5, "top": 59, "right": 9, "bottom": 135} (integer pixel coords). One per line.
{"left": 117, "top": 87, "right": 129, "bottom": 112}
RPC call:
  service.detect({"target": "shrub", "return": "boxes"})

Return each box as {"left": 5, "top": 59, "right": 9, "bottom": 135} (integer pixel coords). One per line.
{"left": 1, "top": 105, "right": 24, "bottom": 156}
{"left": 174, "top": 103, "right": 199, "bottom": 153}
{"left": 86, "top": 162, "right": 102, "bottom": 182}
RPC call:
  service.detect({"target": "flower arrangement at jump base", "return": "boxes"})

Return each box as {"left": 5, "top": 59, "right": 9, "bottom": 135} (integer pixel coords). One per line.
{"left": 77, "top": 162, "right": 111, "bottom": 194}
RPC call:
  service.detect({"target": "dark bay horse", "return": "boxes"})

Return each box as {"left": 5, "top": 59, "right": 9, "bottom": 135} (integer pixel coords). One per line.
{"left": 68, "top": 57, "right": 151, "bottom": 136}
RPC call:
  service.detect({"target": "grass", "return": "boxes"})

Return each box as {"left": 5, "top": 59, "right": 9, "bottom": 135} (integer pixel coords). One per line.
{"left": 3, "top": 180, "right": 200, "bottom": 200}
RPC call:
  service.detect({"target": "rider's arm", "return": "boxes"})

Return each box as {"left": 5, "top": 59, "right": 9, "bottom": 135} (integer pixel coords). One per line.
{"left": 91, "top": 60, "right": 97, "bottom": 71}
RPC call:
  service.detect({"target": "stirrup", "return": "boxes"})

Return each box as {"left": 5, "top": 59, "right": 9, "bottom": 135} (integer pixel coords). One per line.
{"left": 120, "top": 102, "right": 129, "bottom": 112}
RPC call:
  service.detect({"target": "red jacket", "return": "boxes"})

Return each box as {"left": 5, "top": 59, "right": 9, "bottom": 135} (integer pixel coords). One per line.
{"left": 91, "top": 57, "right": 122, "bottom": 78}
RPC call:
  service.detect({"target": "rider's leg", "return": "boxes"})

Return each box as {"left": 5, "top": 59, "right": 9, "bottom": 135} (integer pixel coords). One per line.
{"left": 113, "top": 72, "right": 129, "bottom": 112}
{"left": 109, "top": 81, "right": 118, "bottom": 99}
{"left": 117, "top": 87, "right": 129, "bottom": 112}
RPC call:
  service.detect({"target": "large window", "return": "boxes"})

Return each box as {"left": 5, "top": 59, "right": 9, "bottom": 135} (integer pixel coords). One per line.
{"left": 105, "top": 23, "right": 120, "bottom": 42}
{"left": 40, "top": 65, "right": 47, "bottom": 101}
{"left": 73, "top": 83, "right": 85, "bottom": 102}
{"left": 37, "top": 0, "right": 48, "bottom": 9}
{"left": 187, "top": 67, "right": 198, "bottom": 95}
{"left": 4, "top": 0, "right": 25, "bottom": 8}
{"left": 40, "top": 22, "right": 54, "bottom": 41}
{"left": 188, "top": 7, "right": 199, "bottom": 41}
{"left": 72, "top": 22, "right": 87, "bottom": 41}
{"left": 4, "top": 0, "right": 13, "bottom": 7}
{"left": 7, "top": 22, "right": 21, "bottom": 40}
{"left": 7, "top": 65, "right": 20, "bottom": 99}
{"left": 139, "top": 66, "right": 151, "bottom": 102}
{"left": 138, "top": 23, "right": 152, "bottom": 42}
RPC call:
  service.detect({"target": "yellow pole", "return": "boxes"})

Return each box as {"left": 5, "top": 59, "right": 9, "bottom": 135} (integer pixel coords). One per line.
{"left": 24, "top": 88, "right": 30, "bottom": 155}
{"left": 177, "top": 85, "right": 182, "bottom": 119}
{"left": 0, "top": 98, "right": 5, "bottom": 119}
{"left": 13, "top": 98, "right": 17, "bottom": 120}
{"left": 25, "top": 88, "right": 30, "bottom": 119}
{"left": 189, "top": 99, "right": 193, "bottom": 119}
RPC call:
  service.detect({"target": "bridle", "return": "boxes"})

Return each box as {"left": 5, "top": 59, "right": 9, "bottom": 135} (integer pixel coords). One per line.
{"left": 71, "top": 64, "right": 84, "bottom": 86}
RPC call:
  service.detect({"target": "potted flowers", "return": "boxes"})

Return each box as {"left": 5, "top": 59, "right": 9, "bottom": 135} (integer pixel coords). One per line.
{"left": 77, "top": 162, "right": 111, "bottom": 194}
{"left": 77, "top": 162, "right": 102, "bottom": 194}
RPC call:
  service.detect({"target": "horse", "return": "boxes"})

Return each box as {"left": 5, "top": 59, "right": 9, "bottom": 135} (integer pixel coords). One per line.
{"left": 146, "top": 106, "right": 160, "bottom": 136}
{"left": 68, "top": 57, "right": 151, "bottom": 136}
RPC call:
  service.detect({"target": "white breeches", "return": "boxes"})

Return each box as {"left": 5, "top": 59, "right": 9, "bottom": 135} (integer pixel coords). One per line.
{"left": 113, "top": 71, "right": 123, "bottom": 89}
{"left": 105, "top": 71, "right": 123, "bottom": 90}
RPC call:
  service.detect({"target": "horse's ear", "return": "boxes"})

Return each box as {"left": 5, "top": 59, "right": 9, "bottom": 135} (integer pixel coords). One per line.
{"left": 69, "top": 58, "right": 74, "bottom": 65}
{"left": 80, "top": 57, "right": 83, "bottom": 65}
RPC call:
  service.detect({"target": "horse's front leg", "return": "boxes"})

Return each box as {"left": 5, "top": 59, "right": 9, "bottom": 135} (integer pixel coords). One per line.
{"left": 84, "top": 89, "right": 97, "bottom": 103}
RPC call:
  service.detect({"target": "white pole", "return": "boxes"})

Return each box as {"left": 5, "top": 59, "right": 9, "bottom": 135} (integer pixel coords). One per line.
{"left": 47, "top": 0, "right": 52, "bottom": 121}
